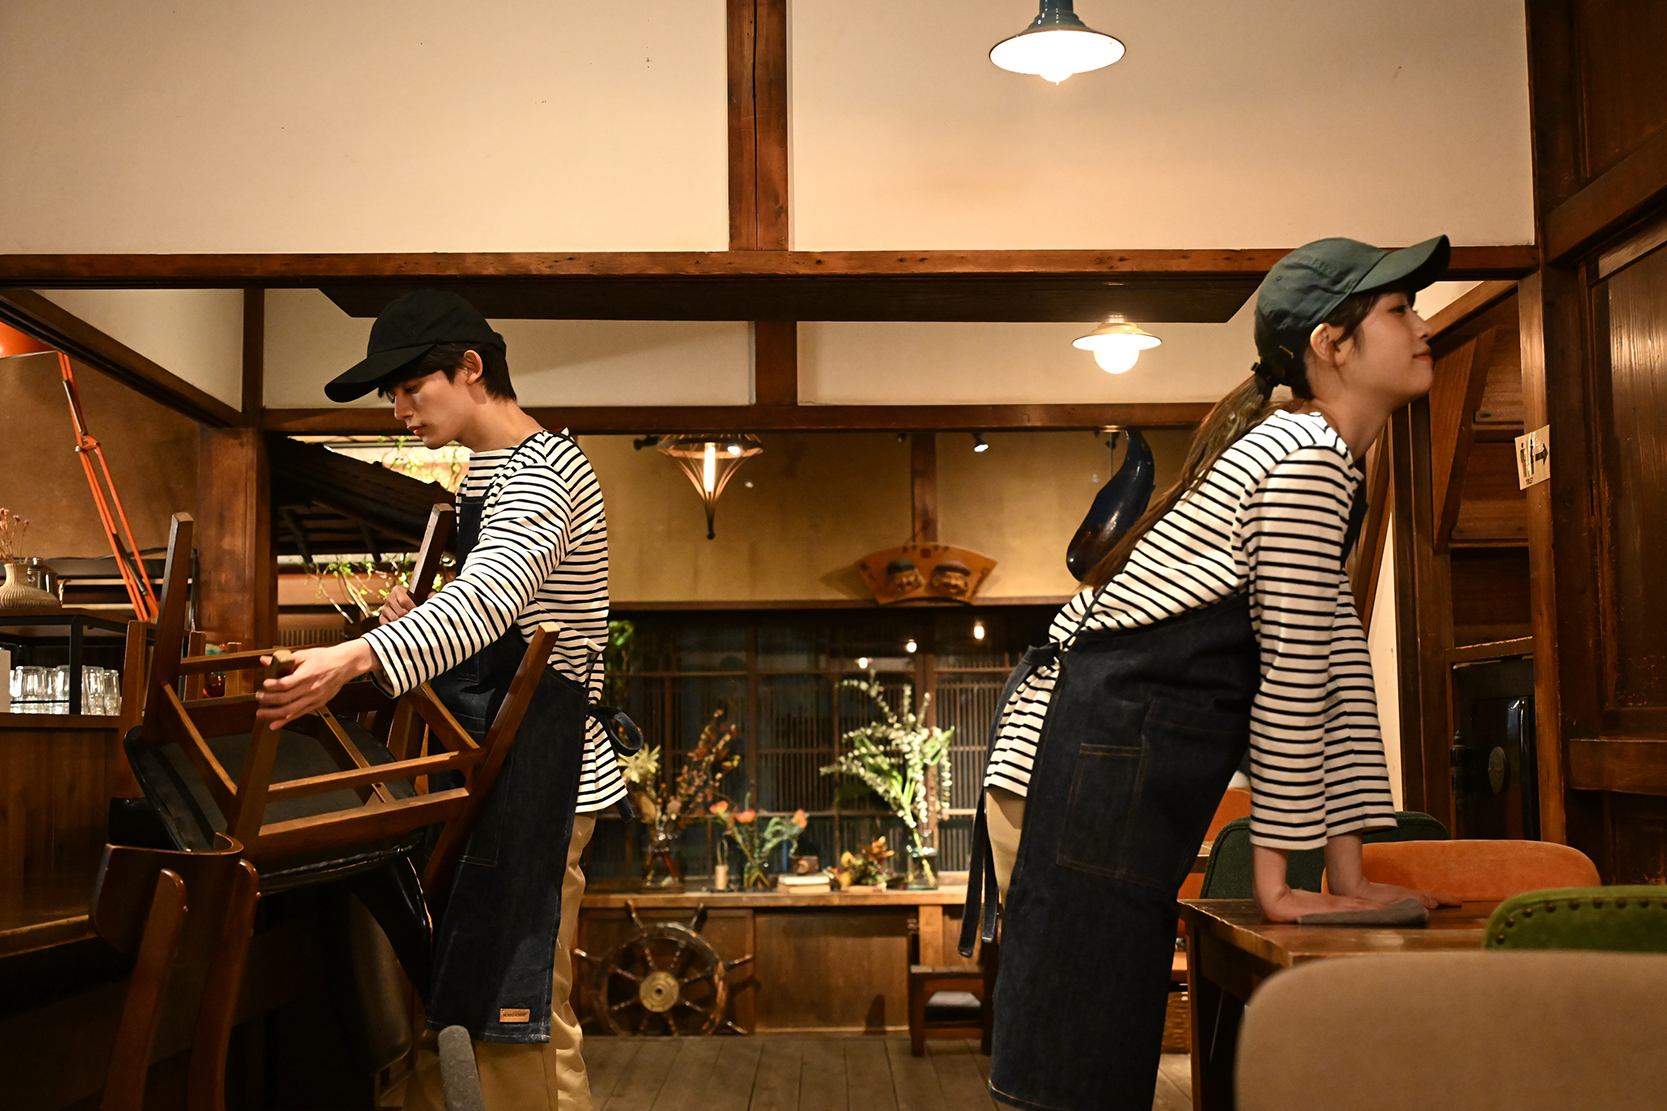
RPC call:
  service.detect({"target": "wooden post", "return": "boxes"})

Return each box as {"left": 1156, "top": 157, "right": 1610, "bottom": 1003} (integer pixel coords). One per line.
{"left": 197, "top": 427, "right": 275, "bottom": 650}
{"left": 910, "top": 434, "right": 938, "bottom": 544}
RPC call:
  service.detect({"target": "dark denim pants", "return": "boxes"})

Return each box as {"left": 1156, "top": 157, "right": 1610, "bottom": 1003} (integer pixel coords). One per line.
{"left": 981, "top": 594, "right": 1259, "bottom": 1111}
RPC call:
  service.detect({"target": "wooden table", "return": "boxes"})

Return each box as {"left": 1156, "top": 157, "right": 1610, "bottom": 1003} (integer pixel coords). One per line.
{"left": 578, "top": 884, "right": 975, "bottom": 1034}
{"left": 1179, "top": 899, "right": 1498, "bottom": 1111}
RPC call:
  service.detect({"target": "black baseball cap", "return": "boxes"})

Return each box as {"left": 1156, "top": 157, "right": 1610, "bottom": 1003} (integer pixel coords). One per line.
{"left": 325, "top": 289, "right": 506, "bottom": 402}
{"left": 1255, "top": 235, "right": 1450, "bottom": 369}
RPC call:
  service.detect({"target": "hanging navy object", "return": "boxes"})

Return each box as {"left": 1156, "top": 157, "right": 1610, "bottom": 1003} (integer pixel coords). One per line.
{"left": 1066, "top": 429, "right": 1154, "bottom": 580}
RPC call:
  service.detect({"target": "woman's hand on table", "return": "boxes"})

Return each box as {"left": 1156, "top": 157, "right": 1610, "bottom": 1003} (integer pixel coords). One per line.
{"left": 379, "top": 584, "right": 416, "bottom": 624}
{"left": 254, "top": 639, "right": 378, "bottom": 732}
{"left": 1255, "top": 885, "right": 1382, "bottom": 923}
{"left": 1350, "top": 880, "right": 1462, "bottom": 909}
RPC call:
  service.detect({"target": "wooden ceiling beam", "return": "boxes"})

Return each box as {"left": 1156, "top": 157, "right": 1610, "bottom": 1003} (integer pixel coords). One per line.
{"left": 0, "top": 245, "right": 1537, "bottom": 285}
{"left": 0, "top": 288, "right": 242, "bottom": 427}
{"left": 263, "top": 402, "right": 1213, "bottom": 436}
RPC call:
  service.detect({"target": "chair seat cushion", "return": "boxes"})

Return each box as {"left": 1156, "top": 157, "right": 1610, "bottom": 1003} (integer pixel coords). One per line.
{"left": 124, "top": 721, "right": 423, "bottom": 891}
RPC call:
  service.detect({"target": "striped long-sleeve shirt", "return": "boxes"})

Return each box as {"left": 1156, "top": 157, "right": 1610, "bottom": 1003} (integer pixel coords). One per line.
{"left": 363, "top": 430, "right": 626, "bottom": 813}
{"left": 983, "top": 410, "right": 1395, "bottom": 850}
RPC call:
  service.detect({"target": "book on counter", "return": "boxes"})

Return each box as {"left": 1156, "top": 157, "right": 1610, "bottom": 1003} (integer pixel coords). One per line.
{"left": 775, "top": 873, "right": 835, "bottom": 890}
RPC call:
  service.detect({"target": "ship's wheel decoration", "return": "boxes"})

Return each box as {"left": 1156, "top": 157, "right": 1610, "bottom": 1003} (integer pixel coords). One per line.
{"left": 576, "top": 902, "right": 753, "bottom": 1035}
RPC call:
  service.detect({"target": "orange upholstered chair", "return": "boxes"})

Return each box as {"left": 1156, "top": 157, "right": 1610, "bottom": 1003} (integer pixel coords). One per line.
{"left": 1326, "top": 840, "right": 1600, "bottom": 901}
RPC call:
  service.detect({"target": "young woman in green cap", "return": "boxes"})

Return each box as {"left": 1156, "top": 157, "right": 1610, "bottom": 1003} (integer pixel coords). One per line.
{"left": 961, "top": 236, "right": 1461, "bottom": 1111}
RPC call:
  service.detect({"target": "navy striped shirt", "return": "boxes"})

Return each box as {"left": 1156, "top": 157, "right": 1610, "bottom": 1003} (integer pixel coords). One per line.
{"left": 984, "top": 410, "right": 1395, "bottom": 850}
{"left": 364, "top": 430, "right": 625, "bottom": 813}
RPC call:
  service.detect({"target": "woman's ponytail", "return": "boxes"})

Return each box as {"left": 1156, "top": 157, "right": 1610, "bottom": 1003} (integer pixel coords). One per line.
{"left": 1080, "top": 369, "right": 1287, "bottom": 589}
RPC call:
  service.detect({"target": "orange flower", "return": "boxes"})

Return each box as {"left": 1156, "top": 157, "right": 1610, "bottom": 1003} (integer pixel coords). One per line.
{"left": 793, "top": 809, "right": 809, "bottom": 829}
{"left": 735, "top": 809, "right": 757, "bottom": 824}
{"left": 710, "top": 800, "right": 729, "bottom": 816}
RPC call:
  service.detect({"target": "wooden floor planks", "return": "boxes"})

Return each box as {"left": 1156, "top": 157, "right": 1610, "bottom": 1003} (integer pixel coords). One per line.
{"left": 587, "top": 1037, "right": 1190, "bottom": 1111}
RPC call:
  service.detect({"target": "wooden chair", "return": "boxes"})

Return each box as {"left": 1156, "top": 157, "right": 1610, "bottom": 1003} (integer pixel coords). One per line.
{"left": 91, "top": 835, "right": 260, "bottom": 1111}
{"left": 125, "top": 510, "right": 549, "bottom": 911}
{"left": 1236, "top": 951, "right": 1667, "bottom": 1111}
{"left": 906, "top": 920, "right": 995, "bottom": 1056}
{"left": 1323, "top": 839, "right": 1600, "bottom": 901}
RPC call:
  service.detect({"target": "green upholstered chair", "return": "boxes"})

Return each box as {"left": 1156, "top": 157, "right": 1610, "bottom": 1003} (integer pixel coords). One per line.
{"left": 1197, "top": 811, "right": 1448, "bottom": 899}
{"left": 1483, "top": 886, "right": 1667, "bottom": 952}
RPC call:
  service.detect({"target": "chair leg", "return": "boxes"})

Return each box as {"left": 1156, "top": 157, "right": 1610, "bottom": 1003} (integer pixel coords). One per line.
{"left": 187, "top": 861, "right": 260, "bottom": 1111}
{"left": 908, "top": 976, "right": 927, "bottom": 1057}
{"left": 101, "top": 870, "right": 189, "bottom": 1111}
{"left": 980, "top": 940, "right": 999, "bottom": 1055}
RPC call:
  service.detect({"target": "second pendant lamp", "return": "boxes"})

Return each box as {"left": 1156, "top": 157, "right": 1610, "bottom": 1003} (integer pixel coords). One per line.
{"left": 990, "top": 0, "right": 1125, "bottom": 84}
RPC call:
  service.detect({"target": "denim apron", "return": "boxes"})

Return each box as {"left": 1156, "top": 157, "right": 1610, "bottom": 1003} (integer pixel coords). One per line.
{"left": 963, "top": 594, "right": 1259, "bottom": 1111}
{"left": 424, "top": 430, "right": 589, "bottom": 1043}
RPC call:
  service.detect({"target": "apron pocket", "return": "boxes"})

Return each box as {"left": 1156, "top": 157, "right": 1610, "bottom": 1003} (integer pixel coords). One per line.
{"left": 1057, "top": 744, "right": 1143, "bottom": 877}
{"left": 1122, "top": 699, "right": 1250, "bottom": 890}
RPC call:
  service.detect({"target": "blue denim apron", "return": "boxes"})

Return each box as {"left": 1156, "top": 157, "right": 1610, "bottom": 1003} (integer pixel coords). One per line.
{"left": 423, "top": 430, "right": 589, "bottom": 1043}
{"left": 963, "top": 594, "right": 1259, "bottom": 1111}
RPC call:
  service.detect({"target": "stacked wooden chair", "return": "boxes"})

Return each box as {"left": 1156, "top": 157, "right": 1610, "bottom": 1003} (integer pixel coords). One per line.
{"left": 124, "top": 510, "right": 550, "bottom": 915}
{"left": 110, "top": 506, "right": 555, "bottom": 1090}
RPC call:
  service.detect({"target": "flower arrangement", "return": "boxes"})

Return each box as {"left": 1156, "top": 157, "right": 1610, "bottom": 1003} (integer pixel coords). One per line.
{"left": 712, "top": 797, "right": 807, "bottom": 889}
{"left": 619, "top": 708, "right": 743, "bottom": 884}
{"left": 820, "top": 674, "right": 954, "bottom": 888}
{"left": 830, "top": 837, "right": 896, "bottom": 890}
{"left": 620, "top": 708, "right": 742, "bottom": 830}
{"left": 0, "top": 508, "right": 30, "bottom": 564}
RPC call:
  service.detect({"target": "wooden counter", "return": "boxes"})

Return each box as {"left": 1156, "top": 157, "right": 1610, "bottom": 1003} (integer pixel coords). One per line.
{"left": 0, "top": 712, "right": 126, "bottom": 958}
{"left": 577, "top": 884, "right": 977, "bottom": 1035}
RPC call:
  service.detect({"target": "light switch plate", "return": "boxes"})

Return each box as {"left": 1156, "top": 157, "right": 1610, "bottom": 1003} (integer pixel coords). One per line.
{"left": 1515, "top": 424, "right": 1550, "bottom": 490}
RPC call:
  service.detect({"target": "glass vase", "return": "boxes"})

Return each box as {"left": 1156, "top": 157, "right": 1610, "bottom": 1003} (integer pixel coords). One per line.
{"left": 906, "top": 842, "right": 939, "bottom": 890}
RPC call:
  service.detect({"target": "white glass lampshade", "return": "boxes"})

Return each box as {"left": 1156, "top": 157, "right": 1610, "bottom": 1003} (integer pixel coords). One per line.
{"left": 1073, "top": 317, "right": 1162, "bottom": 375}
{"left": 990, "top": 2, "right": 1124, "bottom": 84}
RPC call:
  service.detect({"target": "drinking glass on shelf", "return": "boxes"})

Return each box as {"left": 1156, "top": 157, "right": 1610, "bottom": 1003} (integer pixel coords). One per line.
{"left": 52, "top": 665, "right": 72, "bottom": 714}
{"left": 17, "top": 666, "right": 48, "bottom": 713}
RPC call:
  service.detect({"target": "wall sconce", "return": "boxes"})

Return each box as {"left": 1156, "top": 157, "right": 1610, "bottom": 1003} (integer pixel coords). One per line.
{"left": 1073, "top": 315, "right": 1162, "bottom": 374}
{"left": 654, "top": 434, "right": 763, "bottom": 539}
{"left": 990, "top": 0, "right": 1125, "bottom": 85}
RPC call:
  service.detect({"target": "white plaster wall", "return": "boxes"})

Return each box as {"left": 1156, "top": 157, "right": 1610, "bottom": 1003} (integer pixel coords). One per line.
{"left": 40, "top": 289, "right": 245, "bottom": 409}
{"left": 1368, "top": 517, "right": 1405, "bottom": 810}
{"left": 801, "top": 306, "right": 1254, "bottom": 406}
{"left": 0, "top": 1, "right": 728, "bottom": 253}
{"left": 263, "top": 290, "right": 751, "bottom": 410}
{"left": 791, "top": 0, "right": 1533, "bottom": 249}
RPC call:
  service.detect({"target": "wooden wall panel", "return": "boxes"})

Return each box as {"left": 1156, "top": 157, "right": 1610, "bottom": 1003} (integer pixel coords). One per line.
{"left": 1598, "top": 244, "right": 1667, "bottom": 709}
{"left": 1577, "top": 0, "right": 1667, "bottom": 180}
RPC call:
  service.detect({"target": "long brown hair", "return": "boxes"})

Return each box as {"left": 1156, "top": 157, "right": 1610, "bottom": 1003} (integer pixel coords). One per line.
{"left": 1080, "top": 286, "right": 1392, "bottom": 589}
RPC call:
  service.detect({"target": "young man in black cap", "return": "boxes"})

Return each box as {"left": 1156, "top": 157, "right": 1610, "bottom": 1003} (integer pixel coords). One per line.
{"left": 257, "top": 289, "right": 621, "bottom": 1111}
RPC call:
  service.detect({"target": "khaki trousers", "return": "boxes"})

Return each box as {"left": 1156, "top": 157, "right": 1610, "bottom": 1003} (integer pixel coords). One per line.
{"left": 985, "top": 788, "right": 1026, "bottom": 904}
{"left": 405, "top": 814, "right": 596, "bottom": 1111}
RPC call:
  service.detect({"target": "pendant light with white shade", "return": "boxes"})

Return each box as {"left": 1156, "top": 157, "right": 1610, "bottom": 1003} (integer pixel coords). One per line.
{"left": 990, "top": 0, "right": 1125, "bottom": 85}
{"left": 1073, "top": 315, "right": 1162, "bottom": 374}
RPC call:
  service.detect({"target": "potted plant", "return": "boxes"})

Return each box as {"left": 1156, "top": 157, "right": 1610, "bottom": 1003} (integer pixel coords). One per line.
{"left": 0, "top": 509, "right": 58, "bottom": 611}
{"left": 829, "top": 836, "right": 897, "bottom": 892}
{"left": 820, "top": 674, "right": 954, "bottom": 888}
{"left": 711, "top": 797, "right": 807, "bottom": 889}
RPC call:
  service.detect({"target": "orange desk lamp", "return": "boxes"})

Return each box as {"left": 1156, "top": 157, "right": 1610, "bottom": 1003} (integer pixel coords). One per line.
{"left": 0, "top": 321, "right": 160, "bottom": 620}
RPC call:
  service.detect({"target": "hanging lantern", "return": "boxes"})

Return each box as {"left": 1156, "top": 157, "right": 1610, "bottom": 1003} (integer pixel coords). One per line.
{"left": 656, "top": 434, "right": 763, "bottom": 539}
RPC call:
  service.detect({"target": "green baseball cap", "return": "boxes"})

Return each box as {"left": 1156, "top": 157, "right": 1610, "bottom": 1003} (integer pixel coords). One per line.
{"left": 1255, "top": 235, "right": 1450, "bottom": 374}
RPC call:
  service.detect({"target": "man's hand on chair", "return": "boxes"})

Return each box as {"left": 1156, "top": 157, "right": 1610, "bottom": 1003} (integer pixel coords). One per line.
{"left": 255, "top": 640, "right": 379, "bottom": 731}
